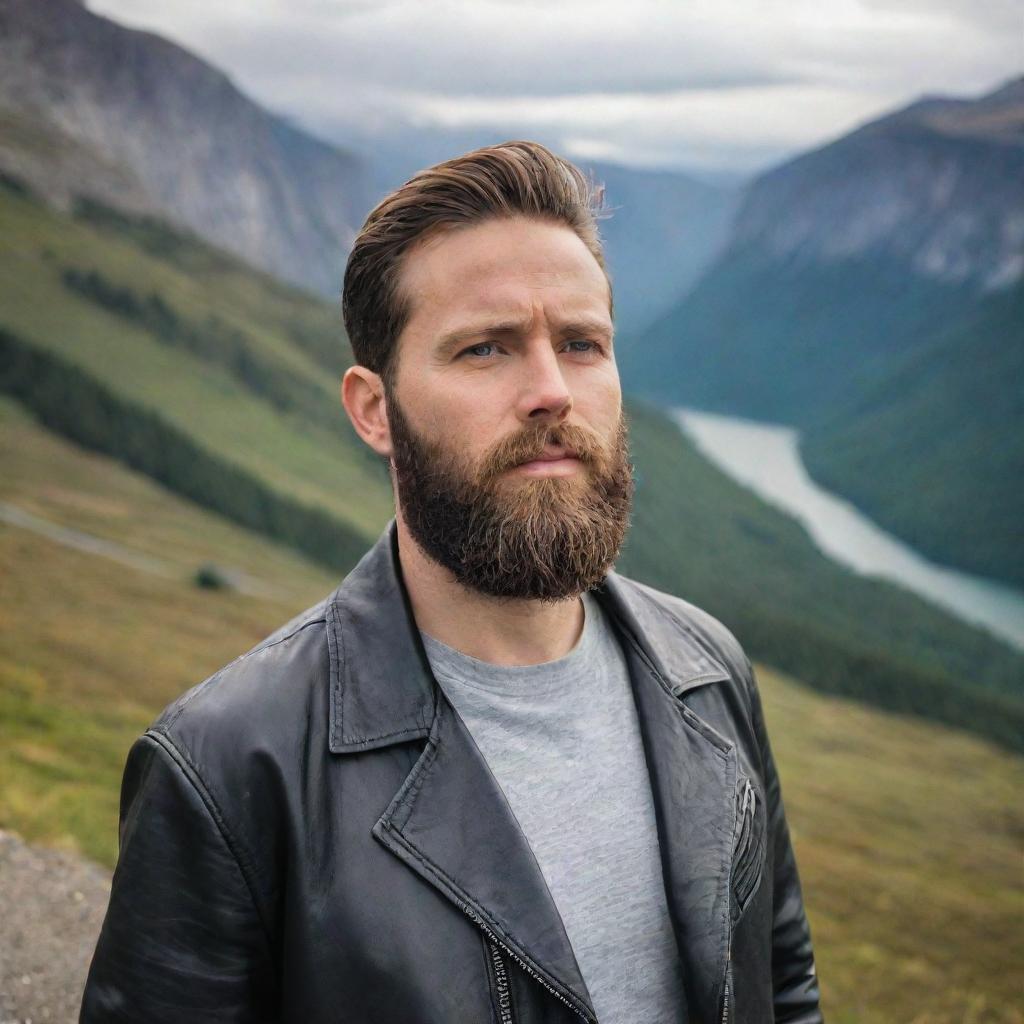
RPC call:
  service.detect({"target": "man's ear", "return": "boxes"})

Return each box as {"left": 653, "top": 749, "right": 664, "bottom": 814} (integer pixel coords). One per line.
{"left": 341, "top": 365, "right": 393, "bottom": 459}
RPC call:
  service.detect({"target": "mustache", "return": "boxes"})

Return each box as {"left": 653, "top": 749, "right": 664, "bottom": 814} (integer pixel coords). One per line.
{"left": 477, "top": 421, "right": 608, "bottom": 480}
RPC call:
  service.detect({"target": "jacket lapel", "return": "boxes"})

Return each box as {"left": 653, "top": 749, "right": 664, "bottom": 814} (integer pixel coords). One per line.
{"left": 372, "top": 695, "right": 597, "bottom": 1021}
{"left": 595, "top": 575, "right": 737, "bottom": 1024}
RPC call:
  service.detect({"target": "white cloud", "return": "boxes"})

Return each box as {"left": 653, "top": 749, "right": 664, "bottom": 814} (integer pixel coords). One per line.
{"left": 86, "top": 0, "right": 1022, "bottom": 175}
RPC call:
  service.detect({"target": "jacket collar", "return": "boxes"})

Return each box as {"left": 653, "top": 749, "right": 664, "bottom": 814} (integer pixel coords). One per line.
{"left": 326, "top": 520, "right": 434, "bottom": 753}
{"left": 326, "top": 519, "right": 730, "bottom": 753}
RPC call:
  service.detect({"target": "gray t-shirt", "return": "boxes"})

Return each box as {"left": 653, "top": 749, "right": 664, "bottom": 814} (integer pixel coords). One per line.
{"left": 421, "top": 591, "right": 686, "bottom": 1023}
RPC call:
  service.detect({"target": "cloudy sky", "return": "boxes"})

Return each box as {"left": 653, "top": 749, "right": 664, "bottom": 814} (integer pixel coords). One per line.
{"left": 89, "top": 0, "right": 1021, "bottom": 181}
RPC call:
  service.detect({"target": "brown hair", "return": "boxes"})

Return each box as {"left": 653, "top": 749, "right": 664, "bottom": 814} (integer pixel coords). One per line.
{"left": 341, "top": 140, "right": 611, "bottom": 388}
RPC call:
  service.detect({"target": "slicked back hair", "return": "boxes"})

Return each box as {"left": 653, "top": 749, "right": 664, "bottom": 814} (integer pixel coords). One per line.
{"left": 341, "top": 140, "right": 611, "bottom": 389}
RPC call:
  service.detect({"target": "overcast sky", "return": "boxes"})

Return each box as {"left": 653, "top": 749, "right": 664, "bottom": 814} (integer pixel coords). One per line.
{"left": 88, "top": 0, "right": 1021, "bottom": 179}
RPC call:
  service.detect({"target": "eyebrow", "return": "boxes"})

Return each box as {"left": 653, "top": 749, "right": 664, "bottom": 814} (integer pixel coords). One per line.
{"left": 435, "top": 317, "right": 614, "bottom": 359}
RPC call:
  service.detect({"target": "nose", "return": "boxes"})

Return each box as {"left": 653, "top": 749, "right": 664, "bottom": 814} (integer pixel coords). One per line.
{"left": 516, "top": 342, "right": 573, "bottom": 424}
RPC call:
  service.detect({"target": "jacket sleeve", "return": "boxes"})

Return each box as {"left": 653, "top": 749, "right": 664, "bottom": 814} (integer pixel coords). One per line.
{"left": 744, "top": 656, "right": 824, "bottom": 1024}
{"left": 80, "top": 731, "right": 278, "bottom": 1023}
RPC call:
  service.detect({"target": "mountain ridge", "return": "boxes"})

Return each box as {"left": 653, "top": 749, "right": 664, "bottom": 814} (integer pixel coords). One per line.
{"left": 720, "top": 77, "right": 1024, "bottom": 292}
{"left": 0, "top": 0, "right": 368, "bottom": 296}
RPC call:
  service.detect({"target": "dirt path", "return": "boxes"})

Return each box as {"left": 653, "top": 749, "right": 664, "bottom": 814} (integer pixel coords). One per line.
{"left": 0, "top": 500, "right": 287, "bottom": 599}
{"left": 0, "top": 831, "right": 111, "bottom": 1024}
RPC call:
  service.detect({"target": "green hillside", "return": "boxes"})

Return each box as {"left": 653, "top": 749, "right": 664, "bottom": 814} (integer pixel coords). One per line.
{"left": 1, "top": 178, "right": 1022, "bottom": 755}
{"left": 0, "top": 396, "right": 339, "bottom": 865}
{"left": 801, "top": 281, "right": 1024, "bottom": 587}
{"left": 0, "top": 177, "right": 394, "bottom": 539}
{"left": 621, "top": 249, "right": 976, "bottom": 426}
{"left": 617, "top": 401, "right": 1023, "bottom": 748}
{"left": 2, "top": 396, "right": 1021, "bottom": 1023}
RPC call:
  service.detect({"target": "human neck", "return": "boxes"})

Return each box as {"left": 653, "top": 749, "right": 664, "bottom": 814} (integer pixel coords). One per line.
{"left": 394, "top": 514, "right": 585, "bottom": 667}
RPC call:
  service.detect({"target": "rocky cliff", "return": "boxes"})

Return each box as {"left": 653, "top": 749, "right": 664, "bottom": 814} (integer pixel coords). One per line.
{"left": 728, "top": 77, "right": 1024, "bottom": 293}
{"left": 0, "top": 0, "right": 368, "bottom": 296}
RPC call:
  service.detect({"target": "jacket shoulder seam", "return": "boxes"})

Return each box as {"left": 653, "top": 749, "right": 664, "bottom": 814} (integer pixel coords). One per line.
{"left": 142, "top": 729, "right": 275, "bottom": 955}
{"left": 162, "top": 615, "right": 327, "bottom": 732}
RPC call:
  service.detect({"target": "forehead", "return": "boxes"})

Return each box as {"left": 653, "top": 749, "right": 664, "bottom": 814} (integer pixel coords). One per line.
{"left": 398, "top": 217, "right": 612, "bottom": 335}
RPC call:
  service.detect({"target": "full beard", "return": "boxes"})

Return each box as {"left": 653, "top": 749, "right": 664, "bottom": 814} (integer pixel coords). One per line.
{"left": 387, "top": 395, "right": 635, "bottom": 602}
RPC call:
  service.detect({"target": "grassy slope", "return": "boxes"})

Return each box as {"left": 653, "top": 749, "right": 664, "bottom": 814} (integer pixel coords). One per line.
{"left": 766, "top": 659, "right": 1023, "bottom": 1024}
{"left": 801, "top": 281, "right": 1024, "bottom": 588}
{"left": 0, "top": 186, "right": 393, "bottom": 538}
{"left": 0, "top": 397, "right": 339, "bottom": 864}
{"left": 0, "top": 399, "right": 1020, "bottom": 1023}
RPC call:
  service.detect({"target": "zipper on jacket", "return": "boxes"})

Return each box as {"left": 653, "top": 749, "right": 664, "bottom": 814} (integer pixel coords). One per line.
{"left": 487, "top": 940, "right": 515, "bottom": 1024}
{"left": 457, "top": 898, "right": 593, "bottom": 1022}
{"left": 722, "top": 783, "right": 738, "bottom": 1024}
{"left": 720, "top": 943, "right": 732, "bottom": 1024}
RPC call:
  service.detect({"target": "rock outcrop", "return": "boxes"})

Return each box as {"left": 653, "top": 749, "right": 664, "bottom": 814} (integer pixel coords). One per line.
{"left": 0, "top": 0, "right": 368, "bottom": 296}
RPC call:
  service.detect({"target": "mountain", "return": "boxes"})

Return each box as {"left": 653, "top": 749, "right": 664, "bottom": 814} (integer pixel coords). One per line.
{"left": 622, "top": 76, "right": 1024, "bottom": 587}
{"left": 624, "top": 76, "right": 1024, "bottom": 419}
{"left": 587, "top": 160, "right": 737, "bottom": 340}
{"left": 724, "top": 75, "right": 1024, "bottom": 296}
{"left": 0, "top": 0, "right": 369, "bottom": 296}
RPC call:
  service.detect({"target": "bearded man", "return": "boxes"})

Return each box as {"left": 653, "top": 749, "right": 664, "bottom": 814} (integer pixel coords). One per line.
{"left": 81, "top": 141, "right": 823, "bottom": 1024}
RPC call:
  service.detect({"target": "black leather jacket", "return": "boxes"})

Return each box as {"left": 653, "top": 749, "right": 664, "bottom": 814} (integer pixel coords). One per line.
{"left": 81, "top": 522, "right": 823, "bottom": 1023}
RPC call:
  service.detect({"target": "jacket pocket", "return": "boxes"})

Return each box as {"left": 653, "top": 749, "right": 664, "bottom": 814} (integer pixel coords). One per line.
{"left": 730, "top": 773, "right": 767, "bottom": 925}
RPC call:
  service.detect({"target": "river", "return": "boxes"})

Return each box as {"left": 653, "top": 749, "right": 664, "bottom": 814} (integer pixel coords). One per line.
{"left": 673, "top": 407, "right": 1024, "bottom": 653}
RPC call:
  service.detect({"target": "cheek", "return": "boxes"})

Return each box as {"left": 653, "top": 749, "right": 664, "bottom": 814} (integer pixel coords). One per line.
{"left": 438, "top": 386, "right": 513, "bottom": 436}
{"left": 579, "top": 377, "right": 622, "bottom": 428}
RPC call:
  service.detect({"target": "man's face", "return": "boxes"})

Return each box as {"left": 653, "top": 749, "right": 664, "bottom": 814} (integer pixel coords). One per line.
{"left": 385, "top": 215, "right": 634, "bottom": 601}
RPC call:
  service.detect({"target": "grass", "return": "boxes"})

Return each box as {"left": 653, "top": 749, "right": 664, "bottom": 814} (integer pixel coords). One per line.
{"left": 0, "top": 188, "right": 393, "bottom": 539}
{"left": 771, "top": 669, "right": 1024, "bottom": 1023}
{"left": 0, "top": 397, "right": 339, "bottom": 862}
{"left": 0, "top": 399, "right": 1020, "bottom": 1021}
{"left": 0, "top": 401, "right": 340, "bottom": 593}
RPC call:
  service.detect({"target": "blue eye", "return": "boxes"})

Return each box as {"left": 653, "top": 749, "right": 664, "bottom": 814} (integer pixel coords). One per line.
{"left": 463, "top": 343, "right": 495, "bottom": 358}
{"left": 566, "top": 340, "right": 596, "bottom": 353}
